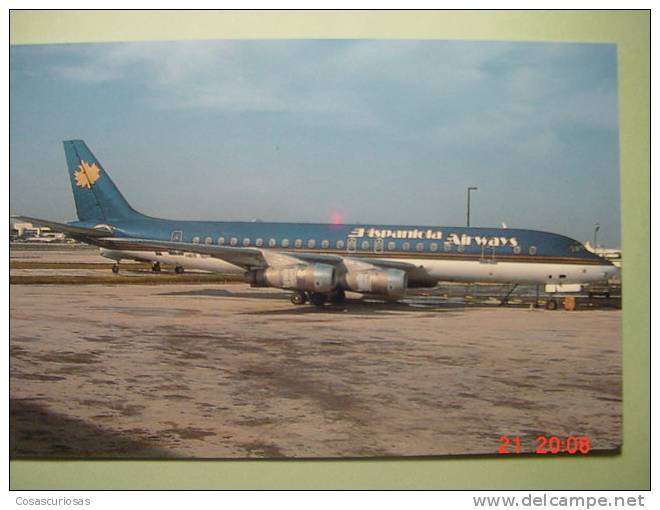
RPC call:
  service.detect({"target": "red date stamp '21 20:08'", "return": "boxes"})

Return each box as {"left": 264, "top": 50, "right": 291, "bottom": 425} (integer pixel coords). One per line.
{"left": 498, "top": 435, "right": 592, "bottom": 455}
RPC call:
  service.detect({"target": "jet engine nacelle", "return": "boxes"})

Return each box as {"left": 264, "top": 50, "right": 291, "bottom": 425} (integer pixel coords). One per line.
{"left": 341, "top": 268, "right": 408, "bottom": 299}
{"left": 248, "top": 263, "right": 335, "bottom": 293}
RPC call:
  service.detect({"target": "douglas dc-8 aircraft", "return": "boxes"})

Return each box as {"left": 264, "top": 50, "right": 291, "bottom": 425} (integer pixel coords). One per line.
{"left": 17, "top": 140, "right": 619, "bottom": 306}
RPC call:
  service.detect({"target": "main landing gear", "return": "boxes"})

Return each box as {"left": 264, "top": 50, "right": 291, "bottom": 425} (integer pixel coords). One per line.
{"left": 112, "top": 263, "right": 120, "bottom": 274}
{"left": 309, "top": 293, "right": 327, "bottom": 307}
{"left": 545, "top": 299, "right": 558, "bottom": 311}
{"left": 290, "top": 290, "right": 346, "bottom": 307}
{"left": 174, "top": 265, "right": 185, "bottom": 274}
{"left": 151, "top": 262, "right": 161, "bottom": 273}
{"left": 329, "top": 289, "right": 346, "bottom": 304}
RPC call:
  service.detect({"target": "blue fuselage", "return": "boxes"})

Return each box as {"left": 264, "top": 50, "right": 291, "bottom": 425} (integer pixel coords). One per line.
{"left": 74, "top": 217, "right": 609, "bottom": 266}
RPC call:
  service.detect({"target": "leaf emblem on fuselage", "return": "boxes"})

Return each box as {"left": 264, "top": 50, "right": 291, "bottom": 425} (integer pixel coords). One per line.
{"left": 74, "top": 161, "right": 101, "bottom": 189}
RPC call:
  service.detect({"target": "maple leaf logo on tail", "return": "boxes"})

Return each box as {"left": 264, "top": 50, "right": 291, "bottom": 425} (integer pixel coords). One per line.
{"left": 74, "top": 161, "right": 101, "bottom": 188}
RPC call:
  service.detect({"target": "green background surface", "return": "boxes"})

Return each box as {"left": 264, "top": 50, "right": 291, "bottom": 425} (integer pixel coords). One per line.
{"left": 9, "top": 10, "right": 650, "bottom": 490}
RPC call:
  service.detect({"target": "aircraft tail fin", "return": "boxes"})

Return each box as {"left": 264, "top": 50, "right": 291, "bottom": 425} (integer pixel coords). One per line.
{"left": 63, "top": 140, "right": 146, "bottom": 222}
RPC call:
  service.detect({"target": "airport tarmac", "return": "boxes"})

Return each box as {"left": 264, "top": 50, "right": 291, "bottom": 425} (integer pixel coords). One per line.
{"left": 10, "top": 246, "right": 622, "bottom": 458}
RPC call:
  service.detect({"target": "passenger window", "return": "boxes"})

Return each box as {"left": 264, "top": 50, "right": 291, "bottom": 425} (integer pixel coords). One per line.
{"left": 336, "top": 240, "right": 345, "bottom": 249}
{"left": 205, "top": 237, "right": 213, "bottom": 245}
{"left": 243, "top": 238, "right": 250, "bottom": 247}
{"left": 444, "top": 242, "right": 452, "bottom": 252}
{"left": 387, "top": 241, "right": 396, "bottom": 251}
{"left": 230, "top": 237, "right": 238, "bottom": 246}
{"left": 430, "top": 242, "right": 438, "bottom": 252}
{"left": 321, "top": 240, "right": 329, "bottom": 249}
{"left": 255, "top": 238, "right": 263, "bottom": 247}
{"left": 295, "top": 239, "right": 302, "bottom": 248}
{"left": 217, "top": 237, "right": 225, "bottom": 245}
{"left": 268, "top": 238, "right": 276, "bottom": 248}
{"left": 360, "top": 241, "right": 368, "bottom": 250}
{"left": 416, "top": 242, "right": 424, "bottom": 252}
{"left": 282, "top": 239, "right": 290, "bottom": 248}
{"left": 307, "top": 240, "right": 316, "bottom": 249}
{"left": 513, "top": 246, "right": 521, "bottom": 254}
{"left": 192, "top": 236, "right": 200, "bottom": 244}
{"left": 529, "top": 246, "right": 537, "bottom": 255}
{"left": 402, "top": 242, "right": 410, "bottom": 251}
{"left": 457, "top": 244, "right": 465, "bottom": 252}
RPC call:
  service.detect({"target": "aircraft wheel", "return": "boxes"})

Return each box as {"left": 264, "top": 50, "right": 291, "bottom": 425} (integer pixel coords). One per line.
{"left": 174, "top": 266, "right": 184, "bottom": 274}
{"left": 329, "top": 289, "right": 346, "bottom": 304}
{"left": 290, "top": 291, "right": 307, "bottom": 305}
{"left": 309, "top": 293, "right": 327, "bottom": 307}
{"left": 152, "top": 262, "right": 161, "bottom": 273}
{"left": 112, "top": 264, "right": 120, "bottom": 274}
{"left": 545, "top": 299, "right": 558, "bottom": 311}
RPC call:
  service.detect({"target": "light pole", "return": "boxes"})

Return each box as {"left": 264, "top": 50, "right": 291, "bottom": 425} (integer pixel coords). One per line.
{"left": 593, "top": 223, "right": 600, "bottom": 249}
{"left": 467, "top": 187, "right": 478, "bottom": 227}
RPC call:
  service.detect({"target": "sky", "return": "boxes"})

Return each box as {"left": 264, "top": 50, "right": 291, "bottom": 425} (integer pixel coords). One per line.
{"left": 10, "top": 40, "right": 620, "bottom": 246}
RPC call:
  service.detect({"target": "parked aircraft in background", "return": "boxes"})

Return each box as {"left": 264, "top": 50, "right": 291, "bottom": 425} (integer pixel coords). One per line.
{"left": 16, "top": 140, "right": 619, "bottom": 306}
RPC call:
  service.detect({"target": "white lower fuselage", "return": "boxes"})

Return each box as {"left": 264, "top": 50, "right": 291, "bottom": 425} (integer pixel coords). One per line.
{"left": 100, "top": 248, "right": 617, "bottom": 287}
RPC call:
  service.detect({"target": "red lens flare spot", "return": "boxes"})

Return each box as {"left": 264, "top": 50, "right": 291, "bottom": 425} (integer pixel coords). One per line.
{"left": 330, "top": 212, "right": 344, "bottom": 225}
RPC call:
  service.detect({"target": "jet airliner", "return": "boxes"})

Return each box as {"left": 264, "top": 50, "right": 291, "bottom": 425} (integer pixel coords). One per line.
{"left": 16, "top": 140, "right": 619, "bottom": 306}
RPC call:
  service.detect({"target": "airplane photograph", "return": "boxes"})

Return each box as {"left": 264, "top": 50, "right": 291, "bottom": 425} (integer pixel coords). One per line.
{"left": 10, "top": 37, "right": 622, "bottom": 460}
{"left": 17, "top": 139, "right": 619, "bottom": 308}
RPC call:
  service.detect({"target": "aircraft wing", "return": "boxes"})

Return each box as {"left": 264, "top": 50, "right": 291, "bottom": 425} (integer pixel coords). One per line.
{"left": 104, "top": 237, "right": 419, "bottom": 274}
{"left": 292, "top": 252, "right": 417, "bottom": 271}
{"left": 100, "top": 237, "right": 267, "bottom": 269}
{"left": 11, "top": 216, "right": 111, "bottom": 240}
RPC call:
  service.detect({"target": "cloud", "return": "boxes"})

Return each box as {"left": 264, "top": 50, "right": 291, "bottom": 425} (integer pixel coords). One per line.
{"left": 36, "top": 40, "right": 617, "bottom": 163}
{"left": 39, "top": 40, "right": 616, "bottom": 128}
